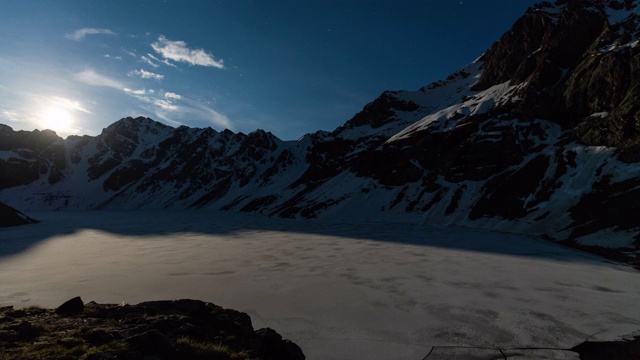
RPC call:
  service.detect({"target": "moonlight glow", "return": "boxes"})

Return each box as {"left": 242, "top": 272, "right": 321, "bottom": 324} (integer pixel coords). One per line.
{"left": 39, "top": 106, "right": 74, "bottom": 134}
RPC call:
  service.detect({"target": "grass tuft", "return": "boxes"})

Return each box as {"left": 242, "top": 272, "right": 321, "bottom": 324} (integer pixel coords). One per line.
{"left": 175, "top": 336, "right": 251, "bottom": 359}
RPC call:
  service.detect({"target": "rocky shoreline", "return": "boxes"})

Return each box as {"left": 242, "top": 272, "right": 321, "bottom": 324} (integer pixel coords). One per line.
{"left": 0, "top": 297, "right": 305, "bottom": 360}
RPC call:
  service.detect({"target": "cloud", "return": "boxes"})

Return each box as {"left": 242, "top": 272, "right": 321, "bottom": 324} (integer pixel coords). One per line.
{"left": 123, "top": 88, "right": 146, "bottom": 95}
{"left": 50, "top": 96, "right": 92, "bottom": 113}
{"left": 201, "top": 106, "right": 232, "bottom": 129}
{"left": 73, "top": 70, "right": 123, "bottom": 89}
{"left": 151, "top": 36, "right": 224, "bottom": 68}
{"left": 130, "top": 91, "right": 232, "bottom": 129}
{"left": 122, "top": 89, "right": 178, "bottom": 112}
{"left": 129, "top": 69, "right": 164, "bottom": 80}
{"left": 65, "top": 28, "right": 116, "bottom": 41}
{"left": 162, "top": 59, "right": 177, "bottom": 68}
{"left": 1, "top": 109, "right": 22, "bottom": 123}
{"left": 122, "top": 48, "right": 138, "bottom": 58}
{"left": 179, "top": 97, "right": 232, "bottom": 129}
{"left": 141, "top": 56, "right": 160, "bottom": 68}
{"left": 104, "top": 54, "right": 122, "bottom": 60}
{"left": 164, "top": 92, "right": 182, "bottom": 99}
{"left": 152, "top": 99, "right": 178, "bottom": 111}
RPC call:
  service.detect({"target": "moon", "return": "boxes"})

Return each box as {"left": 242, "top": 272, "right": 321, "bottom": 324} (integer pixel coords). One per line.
{"left": 39, "top": 106, "right": 74, "bottom": 134}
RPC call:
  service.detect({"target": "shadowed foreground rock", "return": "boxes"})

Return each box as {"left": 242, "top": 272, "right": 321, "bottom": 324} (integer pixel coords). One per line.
{"left": 572, "top": 335, "right": 640, "bottom": 360}
{"left": 0, "top": 297, "right": 305, "bottom": 360}
{"left": 0, "top": 201, "right": 38, "bottom": 228}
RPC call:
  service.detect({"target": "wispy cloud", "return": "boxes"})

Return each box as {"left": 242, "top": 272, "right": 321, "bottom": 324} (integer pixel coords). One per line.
{"left": 1, "top": 109, "right": 22, "bottom": 123}
{"left": 147, "top": 53, "right": 161, "bottom": 62}
{"left": 126, "top": 90, "right": 232, "bottom": 129}
{"left": 104, "top": 54, "right": 122, "bottom": 60}
{"left": 177, "top": 97, "right": 232, "bottom": 129}
{"left": 50, "top": 96, "right": 92, "bottom": 113}
{"left": 164, "top": 92, "right": 182, "bottom": 99}
{"left": 129, "top": 69, "right": 164, "bottom": 80}
{"left": 122, "top": 89, "right": 178, "bottom": 112}
{"left": 140, "top": 55, "right": 160, "bottom": 68}
{"left": 65, "top": 28, "right": 116, "bottom": 41}
{"left": 200, "top": 105, "right": 232, "bottom": 129}
{"left": 151, "top": 36, "right": 224, "bottom": 68}
{"left": 152, "top": 99, "right": 178, "bottom": 111}
{"left": 123, "top": 88, "right": 146, "bottom": 95}
{"left": 161, "top": 59, "right": 177, "bottom": 68}
{"left": 73, "top": 70, "right": 123, "bottom": 89}
{"left": 122, "top": 48, "right": 138, "bottom": 58}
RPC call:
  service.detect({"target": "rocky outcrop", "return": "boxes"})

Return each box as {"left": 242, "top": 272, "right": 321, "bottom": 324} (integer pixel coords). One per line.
{"left": 0, "top": 125, "right": 66, "bottom": 188}
{"left": 0, "top": 202, "right": 38, "bottom": 228}
{"left": 572, "top": 334, "right": 640, "bottom": 360}
{"left": 0, "top": 297, "right": 305, "bottom": 360}
{"left": 475, "top": 0, "right": 640, "bottom": 148}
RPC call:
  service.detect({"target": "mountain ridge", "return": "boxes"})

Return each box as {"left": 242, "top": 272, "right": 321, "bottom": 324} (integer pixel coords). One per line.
{"left": 2, "top": 0, "right": 640, "bottom": 267}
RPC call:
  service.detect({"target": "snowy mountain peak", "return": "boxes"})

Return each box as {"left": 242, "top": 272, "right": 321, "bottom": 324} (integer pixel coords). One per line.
{"left": 2, "top": 1, "right": 640, "bottom": 267}
{"left": 102, "top": 116, "right": 172, "bottom": 138}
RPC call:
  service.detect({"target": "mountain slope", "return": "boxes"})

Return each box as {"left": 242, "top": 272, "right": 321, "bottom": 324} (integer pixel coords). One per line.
{"left": 2, "top": 0, "right": 640, "bottom": 266}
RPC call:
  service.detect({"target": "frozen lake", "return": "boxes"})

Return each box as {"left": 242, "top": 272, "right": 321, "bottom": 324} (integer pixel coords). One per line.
{"left": 0, "top": 211, "right": 639, "bottom": 359}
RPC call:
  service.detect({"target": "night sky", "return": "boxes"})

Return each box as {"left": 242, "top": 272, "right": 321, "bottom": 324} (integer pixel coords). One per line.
{"left": 0, "top": 0, "right": 539, "bottom": 140}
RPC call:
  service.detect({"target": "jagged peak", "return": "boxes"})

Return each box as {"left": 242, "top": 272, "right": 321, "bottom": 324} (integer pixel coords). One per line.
{"left": 472, "top": 0, "right": 611, "bottom": 91}
{"left": 100, "top": 116, "right": 175, "bottom": 140}
{"left": 243, "top": 129, "right": 281, "bottom": 150}
{"left": 531, "top": 1, "right": 639, "bottom": 23}
{"left": 336, "top": 91, "right": 420, "bottom": 132}
{"left": 0, "top": 124, "right": 14, "bottom": 133}
{"left": 420, "top": 63, "right": 477, "bottom": 92}
{"left": 219, "top": 128, "right": 247, "bottom": 142}
{"left": 106, "top": 116, "right": 171, "bottom": 130}
{"left": 247, "top": 128, "right": 279, "bottom": 140}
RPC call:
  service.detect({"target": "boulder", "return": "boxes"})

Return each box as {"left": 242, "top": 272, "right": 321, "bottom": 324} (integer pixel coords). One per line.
{"left": 0, "top": 202, "right": 39, "bottom": 228}
{"left": 55, "top": 296, "right": 84, "bottom": 315}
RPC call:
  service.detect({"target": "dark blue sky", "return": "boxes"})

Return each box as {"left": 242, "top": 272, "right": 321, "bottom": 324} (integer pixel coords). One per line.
{"left": 0, "top": 0, "right": 539, "bottom": 140}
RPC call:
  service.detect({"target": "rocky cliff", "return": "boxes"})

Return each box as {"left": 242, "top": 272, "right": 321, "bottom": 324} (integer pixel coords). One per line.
{"left": 2, "top": 0, "right": 640, "bottom": 266}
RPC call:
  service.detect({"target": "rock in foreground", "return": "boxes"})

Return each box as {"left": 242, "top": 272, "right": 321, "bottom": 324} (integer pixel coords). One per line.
{"left": 0, "top": 297, "right": 305, "bottom": 360}
{"left": 0, "top": 201, "right": 38, "bottom": 228}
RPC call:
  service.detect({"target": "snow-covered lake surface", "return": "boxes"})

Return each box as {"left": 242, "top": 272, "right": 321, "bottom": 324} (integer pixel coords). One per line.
{"left": 1, "top": 211, "right": 639, "bottom": 359}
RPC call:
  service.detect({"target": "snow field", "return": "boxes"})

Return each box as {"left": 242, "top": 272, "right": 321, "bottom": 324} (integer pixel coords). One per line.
{"left": 0, "top": 211, "right": 638, "bottom": 360}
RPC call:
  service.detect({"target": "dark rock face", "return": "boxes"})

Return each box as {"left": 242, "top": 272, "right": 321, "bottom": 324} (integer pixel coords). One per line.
{"left": 475, "top": 0, "right": 640, "bottom": 149}
{"left": 341, "top": 91, "right": 420, "bottom": 129}
{"left": 0, "top": 202, "right": 38, "bottom": 228}
{"left": 0, "top": 298, "right": 305, "bottom": 360}
{"left": 572, "top": 335, "right": 640, "bottom": 360}
{"left": 0, "top": 125, "right": 66, "bottom": 189}
{"left": 55, "top": 296, "right": 84, "bottom": 315}
{"left": 470, "top": 155, "right": 551, "bottom": 220}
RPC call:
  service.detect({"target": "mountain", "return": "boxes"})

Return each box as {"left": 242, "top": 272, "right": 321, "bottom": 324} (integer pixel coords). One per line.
{"left": 2, "top": 0, "right": 640, "bottom": 266}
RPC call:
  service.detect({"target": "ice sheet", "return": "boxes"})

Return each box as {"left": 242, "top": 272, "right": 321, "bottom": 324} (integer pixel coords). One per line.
{"left": 0, "top": 211, "right": 638, "bottom": 360}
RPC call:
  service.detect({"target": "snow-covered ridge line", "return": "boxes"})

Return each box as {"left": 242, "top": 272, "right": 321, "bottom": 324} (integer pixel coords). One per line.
{"left": 3, "top": 0, "right": 640, "bottom": 267}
